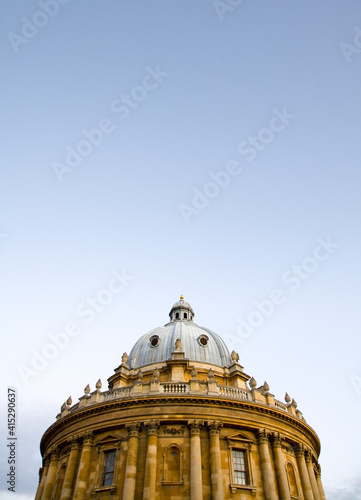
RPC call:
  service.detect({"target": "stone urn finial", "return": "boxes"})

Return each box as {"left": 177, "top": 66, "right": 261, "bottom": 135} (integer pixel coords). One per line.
{"left": 263, "top": 381, "right": 270, "bottom": 393}
{"left": 208, "top": 369, "right": 214, "bottom": 380}
{"left": 61, "top": 402, "right": 66, "bottom": 412}
{"left": 285, "top": 392, "right": 291, "bottom": 403}
{"left": 137, "top": 370, "right": 143, "bottom": 381}
{"left": 121, "top": 352, "right": 128, "bottom": 364}
{"left": 249, "top": 377, "right": 257, "bottom": 389}
{"left": 84, "top": 384, "right": 90, "bottom": 395}
{"left": 66, "top": 396, "right": 72, "bottom": 406}
{"left": 175, "top": 338, "right": 182, "bottom": 350}
{"left": 96, "top": 379, "right": 102, "bottom": 390}
{"left": 231, "top": 350, "right": 239, "bottom": 362}
{"left": 153, "top": 368, "right": 160, "bottom": 381}
{"left": 190, "top": 367, "right": 197, "bottom": 379}
{"left": 291, "top": 398, "right": 298, "bottom": 408}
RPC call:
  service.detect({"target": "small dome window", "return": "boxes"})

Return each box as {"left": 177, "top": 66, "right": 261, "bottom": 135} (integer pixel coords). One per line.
{"left": 198, "top": 335, "right": 209, "bottom": 347}
{"left": 184, "top": 313, "right": 188, "bottom": 319}
{"left": 175, "top": 312, "right": 179, "bottom": 319}
{"left": 150, "top": 335, "right": 160, "bottom": 348}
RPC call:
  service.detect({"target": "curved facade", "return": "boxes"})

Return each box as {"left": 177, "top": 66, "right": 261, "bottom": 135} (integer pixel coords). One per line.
{"left": 35, "top": 297, "right": 327, "bottom": 500}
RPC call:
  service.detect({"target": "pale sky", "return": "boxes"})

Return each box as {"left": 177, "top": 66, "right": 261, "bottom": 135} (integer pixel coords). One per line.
{"left": 1, "top": 1, "right": 361, "bottom": 498}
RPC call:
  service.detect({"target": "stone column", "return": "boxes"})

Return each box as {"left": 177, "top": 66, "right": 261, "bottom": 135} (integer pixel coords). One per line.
{"left": 60, "top": 437, "right": 81, "bottom": 500}
{"left": 316, "top": 465, "right": 327, "bottom": 500}
{"left": 35, "top": 457, "right": 49, "bottom": 500}
{"left": 122, "top": 422, "right": 141, "bottom": 500}
{"left": 143, "top": 420, "right": 160, "bottom": 500}
{"left": 73, "top": 432, "right": 93, "bottom": 500}
{"left": 306, "top": 451, "right": 321, "bottom": 500}
{"left": 41, "top": 447, "right": 59, "bottom": 500}
{"left": 271, "top": 434, "right": 291, "bottom": 500}
{"left": 257, "top": 430, "right": 277, "bottom": 500}
{"left": 295, "top": 445, "right": 314, "bottom": 500}
{"left": 188, "top": 420, "right": 204, "bottom": 500}
{"left": 207, "top": 421, "right": 224, "bottom": 500}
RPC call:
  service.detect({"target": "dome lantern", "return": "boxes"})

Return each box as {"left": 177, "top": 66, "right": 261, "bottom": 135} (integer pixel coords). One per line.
{"left": 169, "top": 295, "right": 195, "bottom": 322}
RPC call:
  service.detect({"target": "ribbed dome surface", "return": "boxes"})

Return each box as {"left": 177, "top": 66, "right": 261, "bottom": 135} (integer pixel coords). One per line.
{"left": 127, "top": 321, "right": 232, "bottom": 369}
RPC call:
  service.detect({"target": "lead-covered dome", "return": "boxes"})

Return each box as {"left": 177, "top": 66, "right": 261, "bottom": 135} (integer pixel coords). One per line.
{"left": 127, "top": 296, "right": 232, "bottom": 369}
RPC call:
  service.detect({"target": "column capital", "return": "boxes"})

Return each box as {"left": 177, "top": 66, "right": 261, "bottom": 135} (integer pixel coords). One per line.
{"left": 47, "top": 445, "right": 60, "bottom": 460}
{"left": 271, "top": 432, "right": 284, "bottom": 448}
{"left": 68, "top": 434, "right": 81, "bottom": 450}
{"left": 80, "top": 430, "right": 93, "bottom": 446}
{"left": 188, "top": 419, "right": 204, "bottom": 435}
{"left": 257, "top": 428, "right": 270, "bottom": 445}
{"left": 316, "top": 464, "right": 322, "bottom": 478}
{"left": 305, "top": 449, "right": 314, "bottom": 464}
{"left": 144, "top": 419, "right": 160, "bottom": 436}
{"left": 125, "top": 421, "right": 141, "bottom": 438}
{"left": 294, "top": 443, "right": 306, "bottom": 458}
{"left": 207, "top": 420, "right": 223, "bottom": 436}
{"left": 43, "top": 455, "right": 50, "bottom": 467}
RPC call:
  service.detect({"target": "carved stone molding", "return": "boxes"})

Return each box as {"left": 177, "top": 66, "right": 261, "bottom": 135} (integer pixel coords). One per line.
{"left": 80, "top": 430, "right": 94, "bottom": 446}
{"left": 162, "top": 426, "right": 185, "bottom": 435}
{"left": 271, "top": 432, "right": 283, "bottom": 448}
{"left": 125, "top": 422, "right": 141, "bottom": 438}
{"left": 144, "top": 419, "right": 160, "bottom": 436}
{"left": 256, "top": 429, "right": 270, "bottom": 445}
{"left": 187, "top": 420, "right": 204, "bottom": 435}
{"left": 207, "top": 420, "right": 223, "bottom": 436}
{"left": 294, "top": 443, "right": 306, "bottom": 458}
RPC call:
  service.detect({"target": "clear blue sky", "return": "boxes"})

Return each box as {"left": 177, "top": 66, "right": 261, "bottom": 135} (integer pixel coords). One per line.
{"left": 1, "top": 1, "right": 361, "bottom": 498}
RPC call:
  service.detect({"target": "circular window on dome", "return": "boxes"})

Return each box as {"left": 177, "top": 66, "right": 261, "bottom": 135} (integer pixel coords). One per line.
{"left": 149, "top": 335, "right": 160, "bottom": 348}
{"left": 198, "top": 334, "right": 209, "bottom": 347}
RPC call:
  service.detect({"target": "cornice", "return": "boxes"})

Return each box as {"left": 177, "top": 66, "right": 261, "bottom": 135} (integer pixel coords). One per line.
{"left": 40, "top": 394, "right": 320, "bottom": 455}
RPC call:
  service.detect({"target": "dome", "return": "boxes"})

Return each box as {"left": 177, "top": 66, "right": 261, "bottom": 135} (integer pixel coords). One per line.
{"left": 127, "top": 296, "right": 231, "bottom": 369}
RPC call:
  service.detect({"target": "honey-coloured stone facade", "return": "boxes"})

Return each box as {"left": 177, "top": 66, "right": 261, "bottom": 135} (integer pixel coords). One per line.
{"left": 35, "top": 297, "right": 326, "bottom": 500}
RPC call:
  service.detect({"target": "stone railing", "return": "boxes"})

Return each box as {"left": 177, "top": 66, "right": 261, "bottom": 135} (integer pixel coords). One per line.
{"left": 59, "top": 382, "right": 302, "bottom": 421}
{"left": 274, "top": 399, "right": 287, "bottom": 411}
{"left": 162, "top": 383, "right": 188, "bottom": 394}
{"left": 218, "top": 386, "right": 250, "bottom": 401}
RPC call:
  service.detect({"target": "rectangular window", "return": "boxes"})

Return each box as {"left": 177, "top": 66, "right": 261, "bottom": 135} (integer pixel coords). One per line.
{"left": 102, "top": 450, "right": 116, "bottom": 486}
{"left": 232, "top": 449, "right": 247, "bottom": 485}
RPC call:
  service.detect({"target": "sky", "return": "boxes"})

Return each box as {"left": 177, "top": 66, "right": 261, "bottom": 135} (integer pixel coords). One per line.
{"left": 1, "top": 1, "right": 361, "bottom": 498}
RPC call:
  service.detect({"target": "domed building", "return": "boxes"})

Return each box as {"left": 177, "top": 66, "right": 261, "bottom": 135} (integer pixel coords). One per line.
{"left": 35, "top": 296, "right": 327, "bottom": 500}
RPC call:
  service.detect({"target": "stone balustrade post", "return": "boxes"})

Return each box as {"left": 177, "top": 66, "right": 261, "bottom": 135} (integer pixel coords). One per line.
{"left": 188, "top": 420, "right": 204, "bottom": 500}
{"left": 271, "top": 434, "right": 291, "bottom": 500}
{"left": 295, "top": 445, "right": 314, "bottom": 500}
{"left": 207, "top": 421, "right": 224, "bottom": 500}
{"left": 73, "top": 432, "right": 93, "bottom": 500}
{"left": 123, "top": 422, "right": 141, "bottom": 500}
{"left": 60, "top": 437, "right": 81, "bottom": 500}
{"left": 257, "top": 430, "right": 278, "bottom": 500}
{"left": 143, "top": 420, "right": 160, "bottom": 500}
{"left": 41, "top": 447, "right": 59, "bottom": 500}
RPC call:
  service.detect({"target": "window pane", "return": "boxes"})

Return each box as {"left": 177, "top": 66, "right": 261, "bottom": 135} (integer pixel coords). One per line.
{"left": 232, "top": 449, "right": 248, "bottom": 485}
{"left": 102, "top": 450, "right": 116, "bottom": 486}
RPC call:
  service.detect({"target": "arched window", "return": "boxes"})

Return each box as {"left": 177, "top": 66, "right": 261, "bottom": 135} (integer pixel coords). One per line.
{"left": 184, "top": 312, "right": 187, "bottom": 319}
{"left": 163, "top": 444, "right": 183, "bottom": 484}
{"left": 175, "top": 312, "right": 179, "bottom": 319}
{"left": 53, "top": 464, "right": 66, "bottom": 500}
{"left": 286, "top": 462, "right": 299, "bottom": 497}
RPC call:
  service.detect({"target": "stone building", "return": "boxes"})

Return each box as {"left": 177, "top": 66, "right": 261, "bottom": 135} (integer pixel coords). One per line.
{"left": 35, "top": 296, "right": 327, "bottom": 500}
